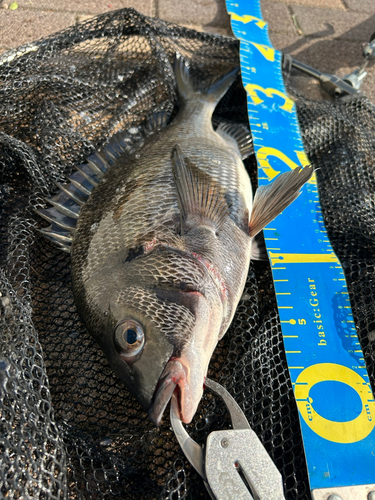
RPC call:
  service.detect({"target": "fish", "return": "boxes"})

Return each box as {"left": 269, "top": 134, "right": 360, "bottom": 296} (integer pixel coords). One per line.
{"left": 37, "top": 54, "right": 313, "bottom": 426}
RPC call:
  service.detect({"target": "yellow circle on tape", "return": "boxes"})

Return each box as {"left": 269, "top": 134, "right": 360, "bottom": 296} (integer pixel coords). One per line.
{"left": 295, "top": 363, "right": 375, "bottom": 443}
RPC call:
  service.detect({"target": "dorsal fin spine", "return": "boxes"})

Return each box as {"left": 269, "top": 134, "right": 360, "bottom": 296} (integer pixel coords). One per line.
{"left": 47, "top": 199, "right": 80, "bottom": 219}
{"left": 38, "top": 110, "right": 171, "bottom": 251}
{"left": 36, "top": 228, "right": 71, "bottom": 253}
{"left": 75, "top": 165, "right": 99, "bottom": 187}
{"left": 87, "top": 158, "right": 105, "bottom": 177}
{"left": 53, "top": 181, "right": 86, "bottom": 206}
{"left": 37, "top": 207, "right": 76, "bottom": 230}
{"left": 39, "top": 227, "right": 72, "bottom": 243}
{"left": 69, "top": 178, "right": 92, "bottom": 196}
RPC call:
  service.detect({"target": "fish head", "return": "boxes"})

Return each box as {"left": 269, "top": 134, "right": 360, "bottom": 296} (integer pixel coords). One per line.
{"left": 105, "top": 294, "right": 175, "bottom": 413}
{"left": 148, "top": 272, "right": 223, "bottom": 426}
{"left": 89, "top": 246, "right": 224, "bottom": 425}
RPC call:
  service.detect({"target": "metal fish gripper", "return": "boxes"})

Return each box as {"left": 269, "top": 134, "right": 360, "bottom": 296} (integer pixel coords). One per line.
{"left": 170, "top": 378, "right": 286, "bottom": 500}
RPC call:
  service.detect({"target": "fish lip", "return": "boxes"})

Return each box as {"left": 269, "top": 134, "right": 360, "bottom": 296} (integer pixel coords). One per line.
{"left": 148, "top": 359, "right": 187, "bottom": 426}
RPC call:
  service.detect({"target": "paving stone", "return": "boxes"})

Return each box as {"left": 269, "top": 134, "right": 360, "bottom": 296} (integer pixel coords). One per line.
{"left": 1, "top": 0, "right": 374, "bottom": 102}
{"left": 0, "top": 9, "right": 75, "bottom": 49}
{"left": 271, "top": 33, "right": 362, "bottom": 71}
{"left": 158, "top": 0, "right": 230, "bottom": 29}
{"left": 292, "top": 6, "right": 374, "bottom": 43}
{"left": 270, "top": 0, "right": 345, "bottom": 9}
{"left": 262, "top": 1, "right": 296, "bottom": 35}
{"left": 267, "top": 32, "right": 303, "bottom": 52}
{"left": 342, "top": 0, "right": 375, "bottom": 14}
{"left": 15, "top": 0, "right": 154, "bottom": 16}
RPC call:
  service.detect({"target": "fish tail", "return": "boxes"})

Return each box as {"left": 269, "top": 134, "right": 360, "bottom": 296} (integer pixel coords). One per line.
{"left": 249, "top": 165, "right": 314, "bottom": 238}
{"left": 174, "top": 53, "right": 239, "bottom": 105}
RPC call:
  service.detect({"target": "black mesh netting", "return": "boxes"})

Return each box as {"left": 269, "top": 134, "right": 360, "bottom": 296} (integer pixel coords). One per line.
{"left": 1, "top": 8, "right": 375, "bottom": 499}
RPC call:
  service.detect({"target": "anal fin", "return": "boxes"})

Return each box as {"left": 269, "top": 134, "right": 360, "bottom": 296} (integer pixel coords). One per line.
{"left": 171, "top": 145, "right": 230, "bottom": 232}
{"left": 249, "top": 165, "right": 314, "bottom": 238}
{"left": 216, "top": 122, "right": 253, "bottom": 160}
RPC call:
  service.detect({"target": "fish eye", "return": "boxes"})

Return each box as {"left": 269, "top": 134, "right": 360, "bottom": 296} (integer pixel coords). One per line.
{"left": 114, "top": 320, "right": 145, "bottom": 357}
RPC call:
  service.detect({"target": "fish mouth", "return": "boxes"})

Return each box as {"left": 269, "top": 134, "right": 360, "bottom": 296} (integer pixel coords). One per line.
{"left": 147, "top": 247, "right": 225, "bottom": 426}
{"left": 148, "top": 358, "right": 191, "bottom": 426}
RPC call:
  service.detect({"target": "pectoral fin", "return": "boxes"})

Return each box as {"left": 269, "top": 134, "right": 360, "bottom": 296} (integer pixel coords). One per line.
{"left": 171, "top": 145, "right": 230, "bottom": 232}
{"left": 249, "top": 165, "right": 313, "bottom": 237}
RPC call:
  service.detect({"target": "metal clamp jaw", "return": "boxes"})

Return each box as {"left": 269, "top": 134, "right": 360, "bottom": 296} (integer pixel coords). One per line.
{"left": 342, "top": 37, "right": 375, "bottom": 90}
{"left": 170, "top": 378, "right": 286, "bottom": 500}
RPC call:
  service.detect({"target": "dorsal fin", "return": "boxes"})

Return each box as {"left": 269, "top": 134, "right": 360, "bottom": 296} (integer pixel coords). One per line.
{"left": 53, "top": 180, "right": 88, "bottom": 206}
{"left": 36, "top": 111, "right": 170, "bottom": 252}
{"left": 37, "top": 207, "right": 77, "bottom": 230}
{"left": 171, "top": 145, "right": 230, "bottom": 234}
{"left": 142, "top": 111, "right": 169, "bottom": 135}
{"left": 249, "top": 165, "right": 314, "bottom": 238}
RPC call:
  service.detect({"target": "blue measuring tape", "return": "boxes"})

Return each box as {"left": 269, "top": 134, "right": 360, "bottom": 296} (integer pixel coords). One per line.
{"left": 226, "top": 0, "right": 375, "bottom": 494}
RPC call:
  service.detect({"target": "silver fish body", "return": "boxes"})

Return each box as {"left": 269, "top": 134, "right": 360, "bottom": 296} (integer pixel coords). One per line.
{"left": 42, "top": 55, "right": 312, "bottom": 425}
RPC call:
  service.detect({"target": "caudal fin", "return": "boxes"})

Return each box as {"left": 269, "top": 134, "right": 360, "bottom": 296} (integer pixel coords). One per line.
{"left": 174, "top": 53, "right": 239, "bottom": 105}
{"left": 249, "top": 165, "right": 314, "bottom": 237}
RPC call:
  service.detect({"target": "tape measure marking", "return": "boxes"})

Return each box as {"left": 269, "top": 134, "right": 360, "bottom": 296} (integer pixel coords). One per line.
{"left": 226, "top": 0, "right": 375, "bottom": 490}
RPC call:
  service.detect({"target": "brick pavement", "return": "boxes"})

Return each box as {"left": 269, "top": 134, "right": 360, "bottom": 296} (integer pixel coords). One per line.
{"left": 0, "top": 0, "right": 375, "bottom": 98}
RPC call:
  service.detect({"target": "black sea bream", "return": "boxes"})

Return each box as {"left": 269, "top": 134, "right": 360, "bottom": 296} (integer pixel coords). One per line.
{"left": 39, "top": 55, "right": 312, "bottom": 425}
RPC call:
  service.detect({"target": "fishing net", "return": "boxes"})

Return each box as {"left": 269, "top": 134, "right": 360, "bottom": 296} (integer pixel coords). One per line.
{"left": 1, "top": 8, "right": 374, "bottom": 499}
